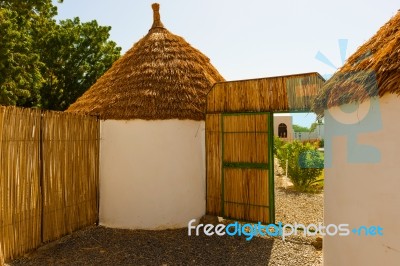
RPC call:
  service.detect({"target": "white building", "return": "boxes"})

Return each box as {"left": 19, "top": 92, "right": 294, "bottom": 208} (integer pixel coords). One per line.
{"left": 293, "top": 123, "right": 324, "bottom": 141}
{"left": 274, "top": 113, "right": 324, "bottom": 141}
{"left": 273, "top": 113, "right": 294, "bottom": 140}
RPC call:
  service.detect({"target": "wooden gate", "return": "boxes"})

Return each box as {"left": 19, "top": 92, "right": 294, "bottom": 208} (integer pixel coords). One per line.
{"left": 206, "top": 112, "right": 274, "bottom": 224}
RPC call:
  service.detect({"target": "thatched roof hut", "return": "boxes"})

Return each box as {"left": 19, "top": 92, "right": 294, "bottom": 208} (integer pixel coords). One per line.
{"left": 69, "top": 3, "right": 224, "bottom": 230}
{"left": 68, "top": 3, "right": 224, "bottom": 120}
{"left": 317, "top": 11, "right": 400, "bottom": 265}
{"left": 313, "top": 11, "right": 400, "bottom": 115}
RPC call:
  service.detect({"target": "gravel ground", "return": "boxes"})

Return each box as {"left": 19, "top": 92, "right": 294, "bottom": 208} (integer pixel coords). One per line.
{"left": 8, "top": 226, "right": 322, "bottom": 266}
{"left": 274, "top": 158, "right": 324, "bottom": 226}
{"left": 7, "top": 159, "right": 323, "bottom": 266}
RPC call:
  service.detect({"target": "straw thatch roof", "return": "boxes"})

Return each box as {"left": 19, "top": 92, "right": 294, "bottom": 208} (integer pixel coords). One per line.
{"left": 313, "top": 11, "right": 400, "bottom": 115}
{"left": 67, "top": 3, "right": 224, "bottom": 120}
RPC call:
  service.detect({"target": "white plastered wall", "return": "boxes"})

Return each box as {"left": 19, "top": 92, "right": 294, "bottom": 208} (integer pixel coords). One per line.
{"left": 99, "top": 119, "right": 206, "bottom": 229}
{"left": 324, "top": 93, "right": 400, "bottom": 265}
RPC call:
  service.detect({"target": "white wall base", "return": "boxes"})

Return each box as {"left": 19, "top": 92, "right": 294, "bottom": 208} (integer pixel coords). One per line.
{"left": 99, "top": 119, "right": 206, "bottom": 229}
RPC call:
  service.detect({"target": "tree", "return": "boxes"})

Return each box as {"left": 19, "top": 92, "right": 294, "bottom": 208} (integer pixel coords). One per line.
{"left": 0, "top": 3, "right": 50, "bottom": 105}
{"left": 0, "top": 0, "right": 121, "bottom": 109}
{"left": 0, "top": 0, "right": 57, "bottom": 19}
{"left": 292, "top": 124, "right": 310, "bottom": 132}
{"left": 39, "top": 18, "right": 121, "bottom": 110}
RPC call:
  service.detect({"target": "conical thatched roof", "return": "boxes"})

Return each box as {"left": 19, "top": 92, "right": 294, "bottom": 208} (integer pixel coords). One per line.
{"left": 313, "top": 11, "right": 400, "bottom": 115}
{"left": 67, "top": 3, "right": 224, "bottom": 120}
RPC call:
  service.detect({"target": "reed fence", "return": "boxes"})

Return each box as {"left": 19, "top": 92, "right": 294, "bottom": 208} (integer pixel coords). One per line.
{"left": 206, "top": 113, "right": 272, "bottom": 224}
{"left": 0, "top": 107, "right": 99, "bottom": 262}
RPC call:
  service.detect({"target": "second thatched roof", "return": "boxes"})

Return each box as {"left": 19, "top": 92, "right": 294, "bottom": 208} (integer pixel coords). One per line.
{"left": 67, "top": 3, "right": 224, "bottom": 120}
{"left": 313, "top": 10, "right": 400, "bottom": 115}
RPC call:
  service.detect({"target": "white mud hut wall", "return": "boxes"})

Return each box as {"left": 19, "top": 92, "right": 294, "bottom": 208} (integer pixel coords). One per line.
{"left": 324, "top": 93, "right": 400, "bottom": 265}
{"left": 99, "top": 119, "right": 206, "bottom": 229}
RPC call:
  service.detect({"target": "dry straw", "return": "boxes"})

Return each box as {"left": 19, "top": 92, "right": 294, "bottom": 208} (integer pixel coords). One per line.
{"left": 206, "top": 114, "right": 222, "bottom": 215}
{"left": 41, "top": 111, "right": 99, "bottom": 243}
{"left": 0, "top": 107, "right": 41, "bottom": 261}
{"left": 0, "top": 107, "right": 99, "bottom": 261}
{"left": 207, "top": 72, "right": 324, "bottom": 113}
{"left": 313, "top": 11, "right": 400, "bottom": 115}
{"left": 68, "top": 3, "right": 224, "bottom": 120}
{"left": 0, "top": 247, "right": 4, "bottom": 266}
{"left": 206, "top": 114, "right": 270, "bottom": 223}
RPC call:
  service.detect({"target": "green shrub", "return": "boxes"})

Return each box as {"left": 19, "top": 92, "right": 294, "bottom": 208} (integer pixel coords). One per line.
{"left": 275, "top": 140, "right": 324, "bottom": 192}
{"left": 273, "top": 136, "right": 286, "bottom": 156}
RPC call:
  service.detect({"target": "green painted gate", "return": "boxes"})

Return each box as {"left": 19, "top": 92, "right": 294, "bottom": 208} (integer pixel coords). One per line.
{"left": 206, "top": 112, "right": 274, "bottom": 224}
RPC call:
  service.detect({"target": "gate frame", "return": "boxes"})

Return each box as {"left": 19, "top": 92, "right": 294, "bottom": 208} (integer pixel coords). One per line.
{"left": 205, "top": 72, "right": 325, "bottom": 225}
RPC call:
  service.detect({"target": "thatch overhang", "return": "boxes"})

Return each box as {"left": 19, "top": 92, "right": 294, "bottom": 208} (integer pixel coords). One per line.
{"left": 206, "top": 72, "right": 325, "bottom": 113}
{"left": 67, "top": 3, "right": 225, "bottom": 120}
{"left": 313, "top": 11, "right": 400, "bottom": 116}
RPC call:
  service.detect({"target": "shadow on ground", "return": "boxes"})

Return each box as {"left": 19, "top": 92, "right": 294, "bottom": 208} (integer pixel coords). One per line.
{"left": 9, "top": 226, "right": 274, "bottom": 266}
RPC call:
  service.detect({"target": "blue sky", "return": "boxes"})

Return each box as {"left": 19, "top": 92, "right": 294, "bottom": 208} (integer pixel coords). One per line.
{"left": 54, "top": 0, "right": 399, "bottom": 127}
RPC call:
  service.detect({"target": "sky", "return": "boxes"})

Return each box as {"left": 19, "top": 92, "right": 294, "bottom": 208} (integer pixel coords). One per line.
{"left": 54, "top": 0, "right": 399, "bottom": 127}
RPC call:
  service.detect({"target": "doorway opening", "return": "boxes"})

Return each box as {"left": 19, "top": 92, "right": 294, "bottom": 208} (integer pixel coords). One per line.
{"left": 273, "top": 112, "right": 324, "bottom": 226}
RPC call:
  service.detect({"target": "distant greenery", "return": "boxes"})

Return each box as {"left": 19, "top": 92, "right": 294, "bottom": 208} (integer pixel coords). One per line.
{"left": 292, "top": 125, "right": 310, "bottom": 132}
{"left": 0, "top": 0, "right": 121, "bottom": 109}
{"left": 293, "top": 121, "right": 323, "bottom": 133}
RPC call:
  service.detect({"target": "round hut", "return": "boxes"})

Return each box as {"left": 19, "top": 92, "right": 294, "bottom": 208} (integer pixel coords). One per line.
{"left": 68, "top": 3, "right": 224, "bottom": 229}
{"left": 314, "top": 11, "right": 400, "bottom": 265}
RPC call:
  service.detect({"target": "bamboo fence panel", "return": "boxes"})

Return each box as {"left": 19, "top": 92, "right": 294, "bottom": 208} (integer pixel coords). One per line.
{"left": 224, "top": 168, "right": 269, "bottom": 223}
{"left": 0, "top": 107, "right": 99, "bottom": 262}
{"left": 223, "top": 114, "right": 268, "bottom": 164}
{"left": 41, "top": 111, "right": 99, "bottom": 243}
{"left": 222, "top": 114, "right": 270, "bottom": 223}
{"left": 205, "top": 114, "right": 222, "bottom": 216}
{"left": 0, "top": 107, "right": 41, "bottom": 261}
{"left": 206, "top": 113, "right": 270, "bottom": 223}
{"left": 0, "top": 247, "right": 4, "bottom": 266}
{"left": 207, "top": 72, "right": 324, "bottom": 113}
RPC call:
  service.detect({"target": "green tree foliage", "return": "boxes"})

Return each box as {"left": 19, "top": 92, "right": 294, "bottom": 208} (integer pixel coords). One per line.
{"left": 0, "top": 0, "right": 58, "bottom": 105}
{"left": 0, "top": 0, "right": 121, "bottom": 109}
{"left": 293, "top": 122, "right": 324, "bottom": 133}
{"left": 292, "top": 124, "right": 310, "bottom": 132}
{"left": 39, "top": 18, "right": 120, "bottom": 110}
{"left": 0, "top": 0, "right": 57, "bottom": 19}
{"left": 273, "top": 135, "right": 286, "bottom": 155}
{"left": 0, "top": 8, "right": 43, "bottom": 105}
{"left": 275, "top": 140, "right": 324, "bottom": 192}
